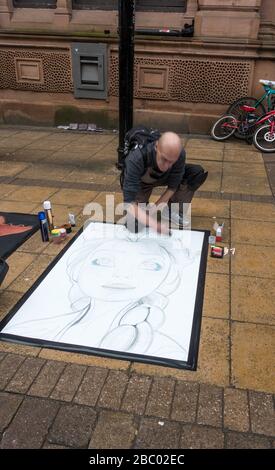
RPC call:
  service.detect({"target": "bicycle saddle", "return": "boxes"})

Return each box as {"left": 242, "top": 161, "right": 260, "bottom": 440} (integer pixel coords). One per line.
{"left": 259, "top": 79, "right": 275, "bottom": 88}
{"left": 240, "top": 105, "right": 256, "bottom": 112}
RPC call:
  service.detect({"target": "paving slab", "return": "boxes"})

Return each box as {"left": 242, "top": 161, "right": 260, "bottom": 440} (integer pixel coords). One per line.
{"left": 191, "top": 197, "right": 230, "bottom": 218}
{"left": 0, "top": 161, "right": 28, "bottom": 177}
{"left": 231, "top": 275, "right": 275, "bottom": 325}
{"left": 225, "top": 431, "right": 272, "bottom": 449}
{"left": 48, "top": 403, "right": 97, "bottom": 448}
{"left": 231, "top": 200, "right": 275, "bottom": 222}
{"left": 1, "top": 252, "right": 36, "bottom": 290}
{"left": 231, "top": 219, "right": 275, "bottom": 246}
{"left": 89, "top": 410, "right": 138, "bottom": 449}
{"left": 203, "top": 273, "right": 229, "bottom": 319}
{"left": 231, "top": 243, "right": 275, "bottom": 278}
{"left": 3, "top": 185, "right": 59, "bottom": 203}
{"left": 197, "top": 384, "right": 223, "bottom": 427}
{"left": 224, "top": 388, "right": 249, "bottom": 432}
{"left": 224, "top": 148, "right": 263, "bottom": 163}
{"left": 231, "top": 322, "right": 275, "bottom": 393}
{"left": 38, "top": 348, "right": 130, "bottom": 370}
{"left": 221, "top": 175, "right": 272, "bottom": 196}
{"left": 187, "top": 147, "right": 224, "bottom": 161}
{"left": 135, "top": 417, "right": 181, "bottom": 449}
{"left": 180, "top": 424, "right": 224, "bottom": 449}
{"left": 0, "top": 396, "right": 59, "bottom": 449}
{"left": 0, "top": 392, "right": 23, "bottom": 432}
{"left": 0, "top": 200, "right": 38, "bottom": 213}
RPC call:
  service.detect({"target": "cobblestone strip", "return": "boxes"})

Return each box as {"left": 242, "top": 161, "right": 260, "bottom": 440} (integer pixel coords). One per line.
{"left": 145, "top": 377, "right": 175, "bottom": 419}
{"left": 0, "top": 352, "right": 6, "bottom": 364}
{"left": 249, "top": 391, "right": 275, "bottom": 437}
{"left": 0, "top": 354, "right": 26, "bottom": 390}
{"left": 27, "top": 360, "right": 67, "bottom": 398}
{"left": 171, "top": 381, "right": 199, "bottom": 423}
{"left": 180, "top": 424, "right": 225, "bottom": 449}
{"left": 50, "top": 363, "right": 87, "bottom": 402}
{"left": 74, "top": 367, "right": 108, "bottom": 407}
{"left": 97, "top": 370, "right": 129, "bottom": 410}
{"left": 48, "top": 403, "right": 97, "bottom": 448}
{"left": 0, "top": 354, "right": 274, "bottom": 449}
{"left": 0, "top": 392, "right": 23, "bottom": 433}
{"left": 197, "top": 383, "right": 223, "bottom": 428}
{"left": 121, "top": 374, "right": 152, "bottom": 416}
{"left": 0, "top": 396, "right": 60, "bottom": 449}
{"left": 5, "top": 357, "right": 45, "bottom": 394}
{"left": 89, "top": 410, "right": 138, "bottom": 449}
{"left": 224, "top": 388, "right": 249, "bottom": 432}
{"left": 135, "top": 417, "right": 181, "bottom": 449}
{"left": 225, "top": 431, "right": 272, "bottom": 449}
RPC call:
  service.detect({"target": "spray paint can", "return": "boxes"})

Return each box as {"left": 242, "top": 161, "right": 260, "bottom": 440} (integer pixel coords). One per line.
{"left": 216, "top": 225, "right": 223, "bottom": 242}
{"left": 43, "top": 200, "right": 54, "bottom": 231}
{"left": 38, "top": 211, "right": 49, "bottom": 242}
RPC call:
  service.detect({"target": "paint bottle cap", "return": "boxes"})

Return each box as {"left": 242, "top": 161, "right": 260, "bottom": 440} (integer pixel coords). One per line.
{"left": 62, "top": 223, "right": 72, "bottom": 233}
{"left": 43, "top": 201, "right": 51, "bottom": 210}
{"left": 38, "top": 211, "right": 46, "bottom": 220}
{"left": 51, "top": 229, "right": 61, "bottom": 237}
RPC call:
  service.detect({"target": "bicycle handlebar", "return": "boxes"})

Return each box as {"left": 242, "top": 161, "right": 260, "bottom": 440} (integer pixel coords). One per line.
{"left": 259, "top": 79, "right": 275, "bottom": 89}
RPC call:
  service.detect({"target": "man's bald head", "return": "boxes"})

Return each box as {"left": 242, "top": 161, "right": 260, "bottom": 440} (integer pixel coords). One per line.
{"left": 155, "top": 132, "right": 183, "bottom": 172}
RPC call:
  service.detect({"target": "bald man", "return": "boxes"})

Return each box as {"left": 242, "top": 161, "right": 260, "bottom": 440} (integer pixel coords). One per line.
{"left": 123, "top": 131, "right": 208, "bottom": 233}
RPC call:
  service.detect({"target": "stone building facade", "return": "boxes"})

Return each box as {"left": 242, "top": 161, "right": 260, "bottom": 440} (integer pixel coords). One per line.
{"left": 0, "top": 0, "right": 274, "bottom": 133}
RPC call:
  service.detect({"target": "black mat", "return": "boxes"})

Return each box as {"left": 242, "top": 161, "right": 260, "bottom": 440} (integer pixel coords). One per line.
{"left": 0, "top": 212, "right": 40, "bottom": 260}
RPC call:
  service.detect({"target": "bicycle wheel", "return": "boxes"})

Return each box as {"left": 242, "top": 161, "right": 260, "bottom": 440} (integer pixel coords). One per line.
{"left": 253, "top": 123, "right": 275, "bottom": 153}
{"left": 211, "top": 115, "right": 237, "bottom": 141}
{"left": 227, "top": 97, "right": 266, "bottom": 139}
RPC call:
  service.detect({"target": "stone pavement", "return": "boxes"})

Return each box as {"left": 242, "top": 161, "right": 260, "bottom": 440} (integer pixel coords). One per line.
{"left": 0, "top": 126, "right": 274, "bottom": 449}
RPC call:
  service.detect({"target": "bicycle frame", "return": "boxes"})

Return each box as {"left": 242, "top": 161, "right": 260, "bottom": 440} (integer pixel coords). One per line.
{"left": 222, "top": 109, "right": 275, "bottom": 132}
{"left": 254, "top": 83, "right": 275, "bottom": 112}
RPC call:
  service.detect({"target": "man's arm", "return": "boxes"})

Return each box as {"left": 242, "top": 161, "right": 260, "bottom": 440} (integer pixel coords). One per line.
{"left": 123, "top": 148, "right": 170, "bottom": 234}
{"left": 154, "top": 188, "right": 176, "bottom": 207}
{"left": 166, "top": 149, "right": 186, "bottom": 189}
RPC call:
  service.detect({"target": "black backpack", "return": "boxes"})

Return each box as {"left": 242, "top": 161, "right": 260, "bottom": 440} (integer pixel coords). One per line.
{"left": 120, "top": 125, "right": 161, "bottom": 189}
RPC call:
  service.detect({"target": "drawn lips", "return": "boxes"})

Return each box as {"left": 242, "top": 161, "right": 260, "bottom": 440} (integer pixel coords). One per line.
{"left": 101, "top": 282, "right": 136, "bottom": 290}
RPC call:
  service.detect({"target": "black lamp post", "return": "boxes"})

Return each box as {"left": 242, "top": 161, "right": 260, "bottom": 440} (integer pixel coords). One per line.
{"left": 117, "top": 0, "right": 135, "bottom": 169}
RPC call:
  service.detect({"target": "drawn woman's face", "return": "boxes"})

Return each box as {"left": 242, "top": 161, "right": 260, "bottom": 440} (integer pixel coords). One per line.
{"left": 77, "top": 239, "right": 171, "bottom": 301}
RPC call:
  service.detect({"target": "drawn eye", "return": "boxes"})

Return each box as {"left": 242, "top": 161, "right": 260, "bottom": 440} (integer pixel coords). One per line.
{"left": 92, "top": 257, "right": 113, "bottom": 267}
{"left": 141, "top": 260, "right": 163, "bottom": 271}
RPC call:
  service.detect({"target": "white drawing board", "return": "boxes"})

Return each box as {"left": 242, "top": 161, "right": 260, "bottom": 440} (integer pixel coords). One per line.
{"left": 0, "top": 222, "right": 209, "bottom": 369}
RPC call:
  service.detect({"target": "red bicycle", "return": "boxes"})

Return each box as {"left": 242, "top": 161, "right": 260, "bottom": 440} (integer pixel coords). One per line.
{"left": 211, "top": 106, "right": 275, "bottom": 152}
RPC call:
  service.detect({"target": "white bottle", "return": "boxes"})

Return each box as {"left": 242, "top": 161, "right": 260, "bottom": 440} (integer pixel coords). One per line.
{"left": 43, "top": 200, "right": 54, "bottom": 231}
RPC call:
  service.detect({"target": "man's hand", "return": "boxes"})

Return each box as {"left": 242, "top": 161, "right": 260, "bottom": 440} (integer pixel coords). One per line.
{"left": 126, "top": 202, "right": 170, "bottom": 235}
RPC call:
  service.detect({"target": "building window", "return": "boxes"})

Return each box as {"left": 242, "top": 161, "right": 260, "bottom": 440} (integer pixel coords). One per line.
{"left": 71, "top": 43, "right": 107, "bottom": 99}
{"left": 72, "top": 1, "right": 187, "bottom": 12}
{"left": 13, "top": 0, "right": 56, "bottom": 8}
